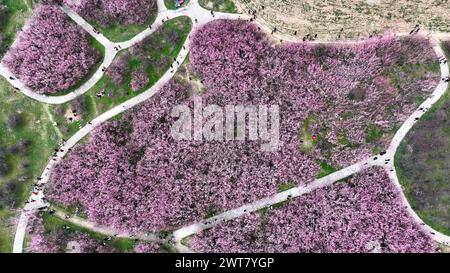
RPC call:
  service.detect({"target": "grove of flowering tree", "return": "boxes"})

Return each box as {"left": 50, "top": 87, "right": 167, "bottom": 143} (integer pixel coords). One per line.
{"left": 47, "top": 20, "right": 438, "bottom": 235}
{"left": 3, "top": 4, "right": 100, "bottom": 94}
{"left": 62, "top": 0, "right": 157, "bottom": 26}
{"left": 190, "top": 167, "right": 437, "bottom": 253}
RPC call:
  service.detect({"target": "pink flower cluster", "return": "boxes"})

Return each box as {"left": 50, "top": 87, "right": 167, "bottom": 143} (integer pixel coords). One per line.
{"left": 3, "top": 4, "right": 100, "bottom": 94}
{"left": 47, "top": 20, "right": 438, "bottom": 234}
{"left": 191, "top": 167, "right": 437, "bottom": 253}
{"left": 130, "top": 68, "right": 149, "bottom": 91}
{"left": 63, "top": 0, "right": 157, "bottom": 26}
{"left": 27, "top": 213, "right": 114, "bottom": 253}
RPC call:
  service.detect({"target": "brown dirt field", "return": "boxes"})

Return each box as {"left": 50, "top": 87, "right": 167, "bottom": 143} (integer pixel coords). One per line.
{"left": 236, "top": 0, "right": 450, "bottom": 41}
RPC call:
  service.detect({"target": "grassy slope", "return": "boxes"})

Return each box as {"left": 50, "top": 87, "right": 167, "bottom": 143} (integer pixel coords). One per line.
{"left": 0, "top": 0, "right": 38, "bottom": 253}
{"left": 164, "top": 0, "right": 177, "bottom": 10}
{"left": 395, "top": 93, "right": 450, "bottom": 236}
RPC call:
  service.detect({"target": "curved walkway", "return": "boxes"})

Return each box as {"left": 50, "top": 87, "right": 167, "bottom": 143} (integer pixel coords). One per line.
{"left": 9, "top": 0, "right": 450, "bottom": 253}
{"left": 236, "top": 1, "right": 450, "bottom": 44}
{"left": 0, "top": 0, "right": 246, "bottom": 104}
{"left": 50, "top": 207, "right": 196, "bottom": 252}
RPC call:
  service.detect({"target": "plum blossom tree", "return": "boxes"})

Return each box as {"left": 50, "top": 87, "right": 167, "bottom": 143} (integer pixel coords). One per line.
{"left": 132, "top": 242, "right": 161, "bottom": 253}
{"left": 2, "top": 4, "right": 100, "bottom": 94}
{"left": 190, "top": 20, "right": 438, "bottom": 167}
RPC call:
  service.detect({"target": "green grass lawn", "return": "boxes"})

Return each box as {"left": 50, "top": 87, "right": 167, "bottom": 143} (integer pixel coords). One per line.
{"left": 364, "top": 124, "right": 384, "bottom": 143}
{"left": 256, "top": 200, "right": 290, "bottom": 215}
{"left": 299, "top": 114, "right": 318, "bottom": 154}
{"left": 0, "top": 0, "right": 34, "bottom": 58}
{"left": 317, "top": 161, "right": 337, "bottom": 178}
{"left": 394, "top": 89, "right": 450, "bottom": 236}
{"left": 41, "top": 212, "right": 138, "bottom": 252}
{"left": 199, "top": 0, "right": 237, "bottom": 13}
{"left": 0, "top": 209, "right": 13, "bottom": 253}
{"left": 180, "top": 234, "right": 193, "bottom": 247}
{"left": 164, "top": 0, "right": 177, "bottom": 9}
{"left": 0, "top": 79, "right": 60, "bottom": 204}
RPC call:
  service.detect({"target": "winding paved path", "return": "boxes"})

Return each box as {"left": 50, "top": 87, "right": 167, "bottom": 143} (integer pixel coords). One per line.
{"left": 8, "top": 0, "right": 450, "bottom": 253}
